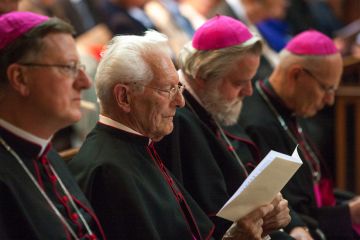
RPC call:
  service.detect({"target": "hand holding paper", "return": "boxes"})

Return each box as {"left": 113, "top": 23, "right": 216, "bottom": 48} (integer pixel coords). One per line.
{"left": 217, "top": 146, "right": 302, "bottom": 222}
{"left": 262, "top": 193, "right": 291, "bottom": 234}
{"left": 222, "top": 204, "right": 274, "bottom": 240}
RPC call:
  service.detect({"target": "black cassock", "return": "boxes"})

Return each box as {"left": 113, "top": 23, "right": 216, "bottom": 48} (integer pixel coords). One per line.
{"left": 240, "top": 79, "right": 355, "bottom": 240}
{"left": 157, "top": 90, "right": 301, "bottom": 239}
{"left": 0, "top": 127, "right": 104, "bottom": 240}
{"left": 68, "top": 123, "right": 214, "bottom": 240}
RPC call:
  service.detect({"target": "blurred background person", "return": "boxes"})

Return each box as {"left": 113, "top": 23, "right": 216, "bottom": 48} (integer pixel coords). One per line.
{"left": 0, "top": 0, "right": 20, "bottom": 13}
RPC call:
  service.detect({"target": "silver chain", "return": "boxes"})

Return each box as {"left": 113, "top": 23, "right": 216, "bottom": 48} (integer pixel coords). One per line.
{"left": 186, "top": 98, "right": 249, "bottom": 178}
{"left": 255, "top": 81, "right": 321, "bottom": 182}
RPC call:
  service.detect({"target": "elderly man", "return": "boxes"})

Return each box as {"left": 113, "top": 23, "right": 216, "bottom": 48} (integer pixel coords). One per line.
{"left": 68, "top": 30, "right": 271, "bottom": 239}
{"left": 239, "top": 30, "right": 360, "bottom": 239}
{"left": 156, "top": 15, "right": 312, "bottom": 240}
{"left": 0, "top": 12, "right": 105, "bottom": 239}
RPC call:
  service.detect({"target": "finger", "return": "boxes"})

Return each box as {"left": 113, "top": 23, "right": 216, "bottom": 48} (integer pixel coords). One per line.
{"left": 258, "top": 218, "right": 264, "bottom": 227}
{"left": 268, "top": 199, "right": 289, "bottom": 216}
{"left": 264, "top": 201, "right": 288, "bottom": 220}
{"left": 243, "top": 204, "right": 274, "bottom": 223}
{"left": 230, "top": 219, "right": 263, "bottom": 240}
{"left": 259, "top": 204, "right": 275, "bottom": 217}
{"left": 277, "top": 199, "right": 288, "bottom": 209}
{"left": 271, "top": 193, "right": 283, "bottom": 205}
{"left": 263, "top": 212, "right": 292, "bottom": 231}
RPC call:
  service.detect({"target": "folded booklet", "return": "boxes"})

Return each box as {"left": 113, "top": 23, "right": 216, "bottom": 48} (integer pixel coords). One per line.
{"left": 217, "top": 146, "right": 302, "bottom": 221}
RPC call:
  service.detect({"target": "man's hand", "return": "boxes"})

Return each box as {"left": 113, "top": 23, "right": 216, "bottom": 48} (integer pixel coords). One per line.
{"left": 222, "top": 204, "right": 274, "bottom": 240}
{"left": 262, "top": 193, "right": 291, "bottom": 235}
{"left": 348, "top": 196, "right": 360, "bottom": 224}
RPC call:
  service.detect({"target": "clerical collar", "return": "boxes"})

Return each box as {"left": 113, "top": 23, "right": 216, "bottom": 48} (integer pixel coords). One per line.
{"left": 99, "top": 115, "right": 153, "bottom": 145}
{"left": 0, "top": 118, "right": 50, "bottom": 156}
{"left": 100, "top": 114, "right": 145, "bottom": 135}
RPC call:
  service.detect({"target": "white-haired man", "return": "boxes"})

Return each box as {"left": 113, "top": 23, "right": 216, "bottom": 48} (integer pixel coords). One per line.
{"left": 68, "top": 30, "right": 273, "bottom": 239}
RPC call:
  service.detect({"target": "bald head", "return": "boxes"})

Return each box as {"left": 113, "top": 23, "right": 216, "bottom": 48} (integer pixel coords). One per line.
{"left": 270, "top": 30, "right": 342, "bottom": 117}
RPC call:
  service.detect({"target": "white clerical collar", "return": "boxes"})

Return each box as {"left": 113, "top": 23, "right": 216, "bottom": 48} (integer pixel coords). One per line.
{"left": 99, "top": 115, "right": 152, "bottom": 145}
{"left": 0, "top": 118, "right": 50, "bottom": 156}
{"left": 99, "top": 115, "right": 144, "bottom": 137}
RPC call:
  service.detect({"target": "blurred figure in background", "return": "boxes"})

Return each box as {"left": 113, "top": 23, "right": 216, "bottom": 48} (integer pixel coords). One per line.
{"left": 178, "top": 0, "right": 222, "bottom": 29}
{"left": 0, "top": 0, "right": 19, "bottom": 13}
{"left": 210, "top": 0, "right": 288, "bottom": 81}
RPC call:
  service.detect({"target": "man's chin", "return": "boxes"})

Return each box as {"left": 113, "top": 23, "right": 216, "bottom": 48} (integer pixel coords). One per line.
{"left": 215, "top": 115, "right": 239, "bottom": 126}
{"left": 300, "top": 111, "right": 315, "bottom": 118}
{"left": 151, "top": 126, "right": 173, "bottom": 142}
{"left": 213, "top": 105, "right": 242, "bottom": 126}
{"left": 61, "top": 112, "right": 82, "bottom": 127}
{"left": 70, "top": 111, "right": 83, "bottom": 122}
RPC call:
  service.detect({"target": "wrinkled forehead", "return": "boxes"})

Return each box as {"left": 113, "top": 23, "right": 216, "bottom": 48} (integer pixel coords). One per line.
{"left": 36, "top": 32, "right": 78, "bottom": 59}
{"left": 309, "top": 54, "right": 343, "bottom": 85}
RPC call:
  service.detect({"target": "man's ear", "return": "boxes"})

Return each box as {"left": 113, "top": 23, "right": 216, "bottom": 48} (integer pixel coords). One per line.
{"left": 6, "top": 64, "right": 30, "bottom": 96}
{"left": 289, "top": 65, "right": 302, "bottom": 83}
{"left": 113, "top": 83, "right": 131, "bottom": 112}
{"left": 284, "top": 65, "right": 302, "bottom": 95}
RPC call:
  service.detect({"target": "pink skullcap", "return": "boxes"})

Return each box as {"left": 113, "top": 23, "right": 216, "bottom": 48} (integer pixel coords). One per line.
{"left": 285, "top": 30, "right": 338, "bottom": 55}
{"left": 0, "top": 11, "right": 49, "bottom": 50}
{"left": 192, "top": 15, "right": 258, "bottom": 50}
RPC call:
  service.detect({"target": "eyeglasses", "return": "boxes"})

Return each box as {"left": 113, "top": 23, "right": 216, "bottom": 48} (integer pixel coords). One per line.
{"left": 19, "top": 62, "right": 86, "bottom": 78}
{"left": 134, "top": 82, "right": 185, "bottom": 99}
{"left": 302, "top": 68, "right": 337, "bottom": 94}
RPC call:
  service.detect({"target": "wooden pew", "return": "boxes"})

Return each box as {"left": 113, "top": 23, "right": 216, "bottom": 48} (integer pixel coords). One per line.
{"left": 335, "top": 56, "right": 360, "bottom": 192}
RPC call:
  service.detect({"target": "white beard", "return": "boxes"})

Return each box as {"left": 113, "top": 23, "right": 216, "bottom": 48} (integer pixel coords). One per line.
{"left": 200, "top": 86, "right": 243, "bottom": 126}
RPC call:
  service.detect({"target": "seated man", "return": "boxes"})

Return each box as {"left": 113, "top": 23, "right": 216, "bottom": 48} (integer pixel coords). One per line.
{"left": 0, "top": 12, "right": 105, "bottom": 239}
{"left": 156, "top": 15, "right": 312, "bottom": 240}
{"left": 240, "top": 30, "right": 360, "bottom": 240}
{"left": 68, "top": 30, "right": 274, "bottom": 239}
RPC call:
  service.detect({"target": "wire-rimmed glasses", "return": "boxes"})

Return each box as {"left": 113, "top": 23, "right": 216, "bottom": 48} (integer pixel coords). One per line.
{"left": 134, "top": 82, "right": 185, "bottom": 99}
{"left": 302, "top": 68, "right": 337, "bottom": 94}
{"left": 19, "top": 62, "right": 86, "bottom": 78}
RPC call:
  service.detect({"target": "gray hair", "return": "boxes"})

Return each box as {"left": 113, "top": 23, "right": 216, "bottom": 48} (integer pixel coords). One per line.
{"left": 95, "top": 30, "right": 171, "bottom": 112}
{"left": 178, "top": 39, "right": 262, "bottom": 84}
